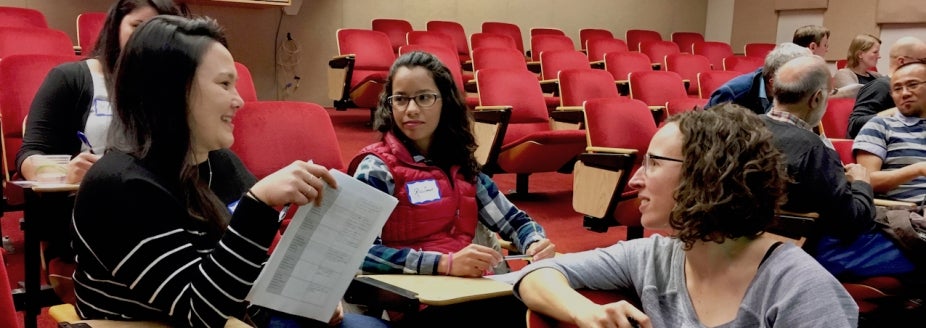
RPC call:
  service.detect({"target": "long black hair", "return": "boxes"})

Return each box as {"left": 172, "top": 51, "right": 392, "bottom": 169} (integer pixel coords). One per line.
{"left": 373, "top": 51, "right": 481, "bottom": 182}
{"left": 92, "top": 0, "right": 186, "bottom": 88}
{"left": 108, "top": 15, "right": 229, "bottom": 230}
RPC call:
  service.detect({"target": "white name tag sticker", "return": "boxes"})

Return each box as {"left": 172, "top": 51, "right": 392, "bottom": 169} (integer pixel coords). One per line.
{"left": 93, "top": 98, "right": 112, "bottom": 116}
{"left": 406, "top": 179, "right": 441, "bottom": 205}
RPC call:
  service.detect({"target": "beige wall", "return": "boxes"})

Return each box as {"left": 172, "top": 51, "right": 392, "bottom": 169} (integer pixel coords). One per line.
{"left": 705, "top": 0, "right": 734, "bottom": 43}
{"left": 730, "top": 0, "right": 777, "bottom": 54}
{"left": 3, "top": 0, "right": 708, "bottom": 105}
{"left": 728, "top": 0, "right": 884, "bottom": 62}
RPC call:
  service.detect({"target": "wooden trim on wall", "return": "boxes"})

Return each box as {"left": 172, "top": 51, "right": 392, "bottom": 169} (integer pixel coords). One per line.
{"left": 775, "top": 0, "right": 828, "bottom": 11}
{"left": 876, "top": 0, "right": 926, "bottom": 23}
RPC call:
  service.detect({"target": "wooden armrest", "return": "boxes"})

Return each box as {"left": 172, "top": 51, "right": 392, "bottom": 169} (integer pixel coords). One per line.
{"left": 472, "top": 107, "right": 511, "bottom": 172}
{"left": 682, "top": 79, "right": 690, "bottom": 90}
{"left": 586, "top": 146, "right": 638, "bottom": 154}
{"left": 573, "top": 152, "right": 637, "bottom": 220}
{"left": 651, "top": 63, "right": 661, "bottom": 70}
{"left": 778, "top": 210, "right": 819, "bottom": 219}
{"left": 472, "top": 107, "right": 512, "bottom": 123}
{"left": 615, "top": 80, "right": 630, "bottom": 96}
{"left": 874, "top": 198, "right": 917, "bottom": 207}
{"left": 328, "top": 54, "right": 355, "bottom": 69}
{"left": 344, "top": 276, "right": 420, "bottom": 313}
{"left": 53, "top": 304, "right": 249, "bottom": 327}
{"left": 474, "top": 105, "right": 513, "bottom": 112}
{"left": 464, "top": 79, "right": 478, "bottom": 93}
{"left": 767, "top": 211, "right": 818, "bottom": 240}
{"left": 555, "top": 106, "right": 584, "bottom": 111}
{"left": 462, "top": 60, "right": 473, "bottom": 71}
{"left": 549, "top": 109, "right": 584, "bottom": 124}
{"left": 347, "top": 275, "right": 512, "bottom": 307}
{"left": 648, "top": 105, "right": 666, "bottom": 112}
{"left": 577, "top": 152, "right": 636, "bottom": 170}
{"left": 590, "top": 60, "right": 605, "bottom": 69}
{"left": 526, "top": 61, "right": 541, "bottom": 74}
{"left": 539, "top": 79, "right": 558, "bottom": 94}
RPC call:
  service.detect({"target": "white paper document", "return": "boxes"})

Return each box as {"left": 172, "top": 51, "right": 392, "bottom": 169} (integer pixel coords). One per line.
{"left": 247, "top": 169, "right": 397, "bottom": 322}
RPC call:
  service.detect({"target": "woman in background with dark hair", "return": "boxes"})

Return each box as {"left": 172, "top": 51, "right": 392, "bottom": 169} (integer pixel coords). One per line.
{"left": 515, "top": 104, "right": 858, "bottom": 328}
{"left": 19, "top": 0, "right": 186, "bottom": 183}
{"left": 15, "top": 0, "right": 200, "bottom": 303}
{"left": 70, "top": 15, "right": 354, "bottom": 327}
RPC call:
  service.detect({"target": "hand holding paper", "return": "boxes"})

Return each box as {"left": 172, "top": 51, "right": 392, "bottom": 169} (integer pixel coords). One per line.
{"left": 246, "top": 169, "right": 397, "bottom": 322}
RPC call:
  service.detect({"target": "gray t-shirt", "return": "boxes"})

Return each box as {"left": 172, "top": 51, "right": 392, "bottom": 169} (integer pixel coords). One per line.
{"left": 513, "top": 234, "right": 858, "bottom": 328}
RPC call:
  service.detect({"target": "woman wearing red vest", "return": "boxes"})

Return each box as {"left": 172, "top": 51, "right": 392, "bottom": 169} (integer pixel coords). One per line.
{"left": 349, "top": 51, "right": 555, "bottom": 279}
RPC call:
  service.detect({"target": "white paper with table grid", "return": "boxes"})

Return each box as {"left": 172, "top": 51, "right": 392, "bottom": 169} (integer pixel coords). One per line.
{"left": 246, "top": 169, "right": 397, "bottom": 322}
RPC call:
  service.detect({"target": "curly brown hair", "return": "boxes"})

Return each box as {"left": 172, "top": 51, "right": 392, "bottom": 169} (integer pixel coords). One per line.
{"left": 666, "top": 103, "right": 788, "bottom": 250}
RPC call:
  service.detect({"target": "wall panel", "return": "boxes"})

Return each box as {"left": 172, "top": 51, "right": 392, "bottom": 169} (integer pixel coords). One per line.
{"left": 823, "top": 0, "right": 879, "bottom": 63}
{"left": 731, "top": 0, "right": 777, "bottom": 53}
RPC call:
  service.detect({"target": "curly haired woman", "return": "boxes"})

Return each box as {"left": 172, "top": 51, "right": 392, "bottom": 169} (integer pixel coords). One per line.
{"left": 514, "top": 104, "right": 858, "bottom": 328}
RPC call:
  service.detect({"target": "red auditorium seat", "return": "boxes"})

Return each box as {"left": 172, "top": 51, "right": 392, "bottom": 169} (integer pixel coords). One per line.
{"left": 625, "top": 29, "right": 662, "bottom": 52}
{"left": 372, "top": 18, "right": 413, "bottom": 55}
{"left": 329, "top": 29, "right": 395, "bottom": 112}
{"left": 475, "top": 68, "right": 587, "bottom": 195}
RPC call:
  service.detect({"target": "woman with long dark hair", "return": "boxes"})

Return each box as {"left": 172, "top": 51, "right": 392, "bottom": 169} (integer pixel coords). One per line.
{"left": 71, "top": 16, "right": 341, "bottom": 327}
{"left": 19, "top": 0, "right": 187, "bottom": 183}
{"left": 349, "top": 51, "right": 556, "bottom": 326}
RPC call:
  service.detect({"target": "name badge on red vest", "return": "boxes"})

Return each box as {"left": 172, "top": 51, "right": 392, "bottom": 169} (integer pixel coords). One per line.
{"left": 406, "top": 179, "right": 441, "bottom": 204}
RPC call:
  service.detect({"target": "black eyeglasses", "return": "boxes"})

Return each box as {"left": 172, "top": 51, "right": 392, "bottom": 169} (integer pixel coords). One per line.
{"left": 642, "top": 153, "right": 683, "bottom": 175}
{"left": 891, "top": 80, "right": 926, "bottom": 95}
{"left": 387, "top": 93, "right": 440, "bottom": 109}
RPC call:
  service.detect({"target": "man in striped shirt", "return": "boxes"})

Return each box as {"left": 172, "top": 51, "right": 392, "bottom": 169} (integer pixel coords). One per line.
{"left": 854, "top": 61, "right": 926, "bottom": 203}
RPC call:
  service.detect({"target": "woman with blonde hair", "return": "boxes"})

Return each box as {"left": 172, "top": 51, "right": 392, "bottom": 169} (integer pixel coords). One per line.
{"left": 834, "top": 34, "right": 883, "bottom": 90}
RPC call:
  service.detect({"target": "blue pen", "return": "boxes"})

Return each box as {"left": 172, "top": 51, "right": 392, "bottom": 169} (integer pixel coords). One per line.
{"left": 77, "top": 131, "right": 95, "bottom": 154}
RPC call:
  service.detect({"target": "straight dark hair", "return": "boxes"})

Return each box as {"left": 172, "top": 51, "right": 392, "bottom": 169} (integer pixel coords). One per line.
{"left": 92, "top": 0, "right": 186, "bottom": 89}
{"left": 108, "top": 15, "right": 229, "bottom": 230}
{"left": 373, "top": 51, "right": 480, "bottom": 182}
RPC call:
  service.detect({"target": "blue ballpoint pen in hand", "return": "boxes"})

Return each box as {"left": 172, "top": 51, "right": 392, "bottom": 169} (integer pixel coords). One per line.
{"left": 76, "top": 131, "right": 95, "bottom": 154}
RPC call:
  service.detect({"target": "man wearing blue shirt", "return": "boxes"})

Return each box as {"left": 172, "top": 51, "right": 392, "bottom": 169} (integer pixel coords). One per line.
{"left": 705, "top": 43, "right": 811, "bottom": 115}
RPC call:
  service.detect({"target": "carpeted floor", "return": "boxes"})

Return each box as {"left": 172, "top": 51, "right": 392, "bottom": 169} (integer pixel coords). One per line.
{"left": 2, "top": 107, "right": 647, "bottom": 327}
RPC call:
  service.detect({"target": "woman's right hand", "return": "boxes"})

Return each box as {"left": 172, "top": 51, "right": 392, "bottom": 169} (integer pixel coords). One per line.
{"left": 248, "top": 161, "right": 337, "bottom": 207}
{"left": 573, "top": 301, "right": 651, "bottom": 328}
{"left": 66, "top": 152, "right": 101, "bottom": 184}
{"left": 441, "top": 244, "right": 503, "bottom": 277}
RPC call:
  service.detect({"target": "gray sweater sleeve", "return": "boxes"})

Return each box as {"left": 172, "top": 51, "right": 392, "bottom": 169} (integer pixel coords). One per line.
{"left": 512, "top": 235, "right": 858, "bottom": 327}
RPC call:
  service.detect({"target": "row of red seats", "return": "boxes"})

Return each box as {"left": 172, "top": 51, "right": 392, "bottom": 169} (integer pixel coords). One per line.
{"left": 0, "top": 6, "right": 105, "bottom": 55}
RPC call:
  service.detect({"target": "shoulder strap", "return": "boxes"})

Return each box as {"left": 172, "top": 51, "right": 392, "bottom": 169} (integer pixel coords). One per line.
{"left": 759, "top": 241, "right": 783, "bottom": 268}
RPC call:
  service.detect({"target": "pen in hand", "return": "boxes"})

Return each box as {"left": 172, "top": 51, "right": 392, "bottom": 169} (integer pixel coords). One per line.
{"left": 77, "top": 131, "right": 95, "bottom": 154}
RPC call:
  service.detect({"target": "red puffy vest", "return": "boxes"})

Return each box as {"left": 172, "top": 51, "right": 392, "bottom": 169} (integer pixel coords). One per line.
{"left": 349, "top": 133, "right": 478, "bottom": 253}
